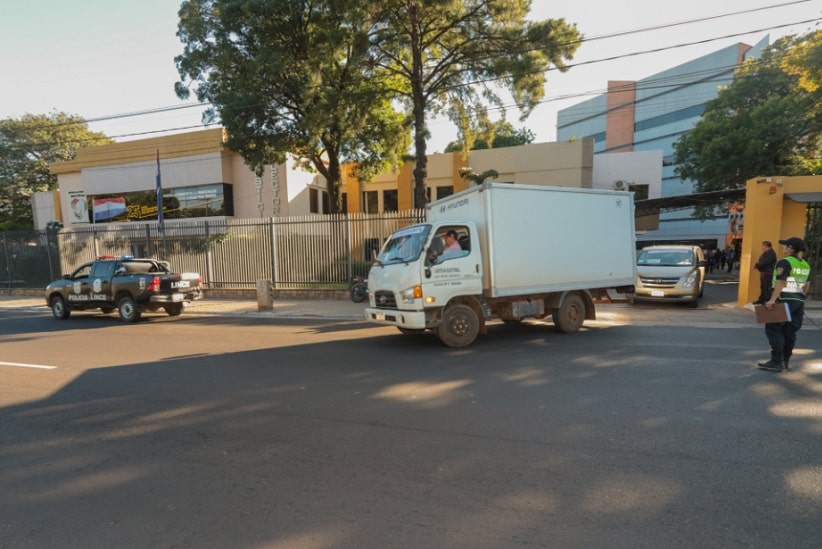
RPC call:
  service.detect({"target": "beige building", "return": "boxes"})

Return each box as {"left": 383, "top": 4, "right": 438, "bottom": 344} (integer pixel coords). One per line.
{"left": 43, "top": 128, "right": 660, "bottom": 228}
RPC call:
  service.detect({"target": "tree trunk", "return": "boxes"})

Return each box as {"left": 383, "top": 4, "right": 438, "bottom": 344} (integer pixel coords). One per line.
{"left": 409, "top": 2, "right": 428, "bottom": 209}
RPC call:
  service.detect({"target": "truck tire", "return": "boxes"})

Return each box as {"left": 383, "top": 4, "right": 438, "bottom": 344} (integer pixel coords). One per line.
{"left": 552, "top": 294, "right": 585, "bottom": 333}
{"left": 165, "top": 303, "right": 184, "bottom": 316}
{"left": 436, "top": 303, "right": 479, "bottom": 347}
{"left": 118, "top": 295, "right": 141, "bottom": 323}
{"left": 50, "top": 295, "right": 71, "bottom": 320}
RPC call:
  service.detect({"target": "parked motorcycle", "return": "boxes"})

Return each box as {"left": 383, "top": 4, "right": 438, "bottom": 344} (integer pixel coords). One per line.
{"left": 350, "top": 275, "right": 368, "bottom": 303}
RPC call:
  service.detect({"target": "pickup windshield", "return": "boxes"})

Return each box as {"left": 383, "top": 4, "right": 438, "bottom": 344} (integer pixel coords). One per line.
{"left": 377, "top": 224, "right": 431, "bottom": 264}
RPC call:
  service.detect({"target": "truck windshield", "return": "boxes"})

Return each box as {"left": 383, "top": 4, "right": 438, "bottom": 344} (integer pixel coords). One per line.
{"left": 377, "top": 224, "right": 431, "bottom": 264}
{"left": 637, "top": 249, "right": 695, "bottom": 266}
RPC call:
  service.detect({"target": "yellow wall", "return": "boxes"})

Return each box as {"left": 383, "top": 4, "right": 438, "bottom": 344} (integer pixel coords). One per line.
{"left": 340, "top": 139, "right": 592, "bottom": 212}
{"left": 738, "top": 175, "right": 821, "bottom": 305}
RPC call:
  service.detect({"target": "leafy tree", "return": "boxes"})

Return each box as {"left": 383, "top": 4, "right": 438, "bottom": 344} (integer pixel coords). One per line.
{"left": 674, "top": 31, "right": 821, "bottom": 218}
{"left": 175, "top": 0, "right": 410, "bottom": 213}
{"left": 0, "top": 112, "right": 111, "bottom": 229}
{"left": 458, "top": 166, "right": 498, "bottom": 185}
{"left": 444, "top": 121, "right": 535, "bottom": 152}
{"left": 371, "top": 0, "right": 580, "bottom": 207}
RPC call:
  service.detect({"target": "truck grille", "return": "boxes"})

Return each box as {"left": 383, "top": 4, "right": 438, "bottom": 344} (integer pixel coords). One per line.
{"left": 374, "top": 291, "right": 397, "bottom": 309}
{"left": 639, "top": 276, "right": 680, "bottom": 288}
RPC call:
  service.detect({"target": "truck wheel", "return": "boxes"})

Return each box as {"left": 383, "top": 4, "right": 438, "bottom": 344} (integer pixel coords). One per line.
{"left": 552, "top": 294, "right": 585, "bottom": 333}
{"left": 118, "top": 296, "right": 141, "bottom": 323}
{"left": 50, "top": 295, "right": 70, "bottom": 320}
{"left": 165, "top": 304, "right": 184, "bottom": 316}
{"left": 436, "top": 304, "right": 479, "bottom": 347}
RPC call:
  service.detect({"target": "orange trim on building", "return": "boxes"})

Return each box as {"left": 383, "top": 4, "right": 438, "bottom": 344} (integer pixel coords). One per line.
{"left": 605, "top": 81, "right": 636, "bottom": 153}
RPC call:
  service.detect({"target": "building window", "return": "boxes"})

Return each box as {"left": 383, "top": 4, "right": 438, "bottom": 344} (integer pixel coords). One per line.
{"left": 436, "top": 186, "right": 454, "bottom": 200}
{"left": 383, "top": 190, "right": 398, "bottom": 212}
{"left": 629, "top": 184, "right": 649, "bottom": 201}
{"left": 341, "top": 192, "right": 348, "bottom": 213}
{"left": 322, "top": 190, "right": 330, "bottom": 214}
{"left": 309, "top": 188, "right": 319, "bottom": 213}
{"left": 362, "top": 190, "right": 378, "bottom": 213}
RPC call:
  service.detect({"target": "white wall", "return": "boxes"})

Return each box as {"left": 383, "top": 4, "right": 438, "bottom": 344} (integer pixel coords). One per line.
{"left": 592, "top": 150, "right": 663, "bottom": 199}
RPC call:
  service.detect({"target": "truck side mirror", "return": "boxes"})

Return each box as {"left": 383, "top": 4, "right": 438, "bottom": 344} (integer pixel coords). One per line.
{"left": 424, "top": 236, "right": 444, "bottom": 267}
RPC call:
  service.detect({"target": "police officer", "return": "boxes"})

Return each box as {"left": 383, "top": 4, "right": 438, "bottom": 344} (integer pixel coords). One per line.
{"left": 758, "top": 237, "right": 811, "bottom": 372}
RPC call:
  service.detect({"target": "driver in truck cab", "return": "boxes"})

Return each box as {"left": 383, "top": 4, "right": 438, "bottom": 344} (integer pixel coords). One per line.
{"left": 442, "top": 230, "right": 462, "bottom": 252}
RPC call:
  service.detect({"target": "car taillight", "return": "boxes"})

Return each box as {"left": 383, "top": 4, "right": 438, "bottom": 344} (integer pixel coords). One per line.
{"left": 147, "top": 276, "right": 160, "bottom": 293}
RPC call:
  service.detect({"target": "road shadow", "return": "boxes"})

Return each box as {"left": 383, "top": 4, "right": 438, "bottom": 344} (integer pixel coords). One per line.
{"left": 2, "top": 322, "right": 820, "bottom": 547}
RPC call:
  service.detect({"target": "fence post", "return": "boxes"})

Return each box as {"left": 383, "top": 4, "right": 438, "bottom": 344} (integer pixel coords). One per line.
{"left": 269, "top": 217, "right": 278, "bottom": 287}
{"left": 204, "top": 221, "right": 213, "bottom": 287}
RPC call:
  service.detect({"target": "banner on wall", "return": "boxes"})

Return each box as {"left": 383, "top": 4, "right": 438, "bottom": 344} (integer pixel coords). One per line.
{"left": 67, "top": 190, "right": 89, "bottom": 224}
{"left": 93, "top": 197, "right": 128, "bottom": 222}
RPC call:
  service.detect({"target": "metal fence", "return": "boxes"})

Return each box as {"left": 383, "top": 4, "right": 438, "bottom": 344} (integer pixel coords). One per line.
{"left": 0, "top": 230, "right": 62, "bottom": 289}
{"left": 2, "top": 211, "right": 424, "bottom": 290}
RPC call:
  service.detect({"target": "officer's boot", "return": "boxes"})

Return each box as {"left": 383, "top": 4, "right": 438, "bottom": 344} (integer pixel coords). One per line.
{"left": 758, "top": 349, "right": 785, "bottom": 372}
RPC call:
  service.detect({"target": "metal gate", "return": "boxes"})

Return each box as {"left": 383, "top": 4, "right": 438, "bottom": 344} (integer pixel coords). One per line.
{"left": 806, "top": 203, "right": 821, "bottom": 300}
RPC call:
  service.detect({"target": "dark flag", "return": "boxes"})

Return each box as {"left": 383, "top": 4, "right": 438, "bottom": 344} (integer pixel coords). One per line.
{"left": 156, "top": 149, "right": 164, "bottom": 233}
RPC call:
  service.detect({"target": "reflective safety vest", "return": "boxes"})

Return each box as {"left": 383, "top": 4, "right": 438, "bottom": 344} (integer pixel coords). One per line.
{"left": 773, "top": 255, "right": 810, "bottom": 300}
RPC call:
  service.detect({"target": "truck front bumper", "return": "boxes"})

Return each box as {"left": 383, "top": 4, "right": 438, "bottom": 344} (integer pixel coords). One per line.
{"left": 364, "top": 307, "right": 427, "bottom": 329}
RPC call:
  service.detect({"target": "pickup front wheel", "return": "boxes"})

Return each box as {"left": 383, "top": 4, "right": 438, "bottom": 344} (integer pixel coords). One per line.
{"left": 50, "top": 295, "right": 70, "bottom": 320}
{"left": 118, "top": 296, "right": 141, "bottom": 323}
{"left": 436, "top": 303, "right": 479, "bottom": 347}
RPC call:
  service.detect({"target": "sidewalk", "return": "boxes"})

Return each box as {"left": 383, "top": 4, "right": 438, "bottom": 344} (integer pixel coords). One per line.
{"left": 0, "top": 293, "right": 369, "bottom": 320}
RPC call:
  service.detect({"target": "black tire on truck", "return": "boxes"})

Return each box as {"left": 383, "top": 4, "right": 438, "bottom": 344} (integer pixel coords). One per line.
{"left": 436, "top": 303, "right": 480, "bottom": 347}
{"left": 165, "top": 303, "right": 184, "bottom": 316}
{"left": 50, "top": 295, "right": 70, "bottom": 320}
{"left": 552, "top": 293, "right": 585, "bottom": 333}
{"left": 118, "top": 295, "right": 141, "bottom": 323}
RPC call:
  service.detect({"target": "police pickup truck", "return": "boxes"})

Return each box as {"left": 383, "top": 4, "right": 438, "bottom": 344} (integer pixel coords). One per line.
{"left": 45, "top": 256, "right": 202, "bottom": 322}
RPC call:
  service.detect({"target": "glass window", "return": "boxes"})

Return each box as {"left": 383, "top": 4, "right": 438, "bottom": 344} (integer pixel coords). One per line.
{"left": 309, "top": 188, "right": 319, "bottom": 213}
{"left": 362, "top": 190, "right": 378, "bottom": 213}
{"left": 383, "top": 190, "right": 398, "bottom": 212}
{"left": 436, "top": 186, "right": 454, "bottom": 200}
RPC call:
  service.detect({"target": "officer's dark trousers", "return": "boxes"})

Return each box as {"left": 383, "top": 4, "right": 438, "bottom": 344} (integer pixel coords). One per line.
{"left": 765, "top": 299, "right": 805, "bottom": 361}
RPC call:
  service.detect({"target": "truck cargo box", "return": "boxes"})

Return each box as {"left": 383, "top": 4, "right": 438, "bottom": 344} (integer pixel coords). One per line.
{"left": 426, "top": 183, "right": 636, "bottom": 298}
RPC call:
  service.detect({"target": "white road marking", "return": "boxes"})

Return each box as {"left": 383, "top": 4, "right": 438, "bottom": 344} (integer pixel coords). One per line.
{"left": 0, "top": 361, "right": 57, "bottom": 370}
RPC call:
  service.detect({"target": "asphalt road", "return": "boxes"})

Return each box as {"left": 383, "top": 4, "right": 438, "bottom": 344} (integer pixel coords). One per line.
{"left": 1, "top": 281, "right": 820, "bottom": 548}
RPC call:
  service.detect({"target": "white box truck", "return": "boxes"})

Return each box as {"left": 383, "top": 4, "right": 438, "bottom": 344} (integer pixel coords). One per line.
{"left": 364, "top": 182, "right": 637, "bottom": 347}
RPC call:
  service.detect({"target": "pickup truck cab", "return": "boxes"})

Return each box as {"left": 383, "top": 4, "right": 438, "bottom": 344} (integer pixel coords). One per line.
{"left": 45, "top": 256, "right": 202, "bottom": 322}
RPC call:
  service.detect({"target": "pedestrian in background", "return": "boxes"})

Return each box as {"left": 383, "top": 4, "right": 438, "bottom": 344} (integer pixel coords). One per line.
{"left": 758, "top": 237, "right": 811, "bottom": 373}
{"left": 753, "top": 240, "right": 777, "bottom": 304}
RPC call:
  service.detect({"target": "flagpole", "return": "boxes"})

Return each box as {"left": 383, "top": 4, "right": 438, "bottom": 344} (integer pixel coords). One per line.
{"left": 156, "top": 149, "right": 166, "bottom": 258}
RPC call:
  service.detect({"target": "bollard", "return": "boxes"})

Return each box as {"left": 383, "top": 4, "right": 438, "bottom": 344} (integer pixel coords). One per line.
{"left": 256, "top": 280, "right": 273, "bottom": 312}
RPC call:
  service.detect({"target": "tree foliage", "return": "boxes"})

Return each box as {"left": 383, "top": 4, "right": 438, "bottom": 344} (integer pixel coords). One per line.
{"left": 0, "top": 112, "right": 111, "bottom": 229}
{"left": 371, "top": 0, "right": 580, "bottom": 207}
{"left": 175, "top": 0, "right": 410, "bottom": 213}
{"left": 674, "top": 31, "right": 822, "bottom": 218}
{"left": 444, "top": 121, "right": 535, "bottom": 152}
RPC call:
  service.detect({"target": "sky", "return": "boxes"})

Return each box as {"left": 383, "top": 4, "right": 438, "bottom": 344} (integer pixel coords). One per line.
{"left": 1, "top": 0, "right": 819, "bottom": 153}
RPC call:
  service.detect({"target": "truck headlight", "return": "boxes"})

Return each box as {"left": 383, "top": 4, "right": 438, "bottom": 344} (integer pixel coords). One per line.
{"left": 400, "top": 285, "right": 422, "bottom": 304}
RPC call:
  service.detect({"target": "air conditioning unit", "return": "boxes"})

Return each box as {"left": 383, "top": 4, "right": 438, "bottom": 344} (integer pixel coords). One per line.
{"left": 614, "top": 180, "right": 626, "bottom": 190}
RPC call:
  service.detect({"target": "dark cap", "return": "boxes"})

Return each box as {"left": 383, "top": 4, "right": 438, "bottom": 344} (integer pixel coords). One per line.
{"left": 445, "top": 230, "right": 458, "bottom": 239}
{"left": 778, "top": 237, "right": 805, "bottom": 251}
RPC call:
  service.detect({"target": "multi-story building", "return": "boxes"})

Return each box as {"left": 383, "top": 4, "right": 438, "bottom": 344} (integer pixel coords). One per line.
{"left": 556, "top": 39, "right": 770, "bottom": 249}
